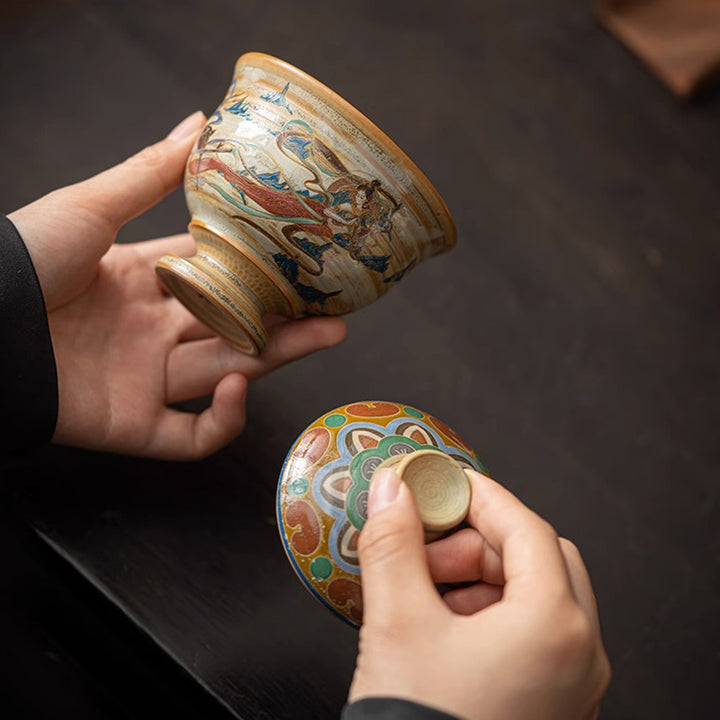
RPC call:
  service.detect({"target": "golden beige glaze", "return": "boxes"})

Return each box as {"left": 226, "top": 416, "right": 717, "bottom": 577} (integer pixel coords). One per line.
{"left": 157, "top": 53, "right": 457, "bottom": 354}
{"left": 238, "top": 52, "right": 458, "bottom": 245}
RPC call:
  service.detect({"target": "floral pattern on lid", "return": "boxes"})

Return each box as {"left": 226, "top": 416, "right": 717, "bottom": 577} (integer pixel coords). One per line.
{"left": 276, "top": 401, "right": 488, "bottom": 627}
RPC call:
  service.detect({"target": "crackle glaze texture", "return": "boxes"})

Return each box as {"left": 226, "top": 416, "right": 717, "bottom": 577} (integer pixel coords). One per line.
{"left": 156, "top": 52, "right": 456, "bottom": 354}
{"left": 276, "top": 401, "right": 487, "bottom": 627}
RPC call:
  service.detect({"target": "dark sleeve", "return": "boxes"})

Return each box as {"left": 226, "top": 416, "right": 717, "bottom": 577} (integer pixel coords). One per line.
{"left": 0, "top": 214, "right": 58, "bottom": 454}
{"left": 342, "top": 698, "right": 461, "bottom": 720}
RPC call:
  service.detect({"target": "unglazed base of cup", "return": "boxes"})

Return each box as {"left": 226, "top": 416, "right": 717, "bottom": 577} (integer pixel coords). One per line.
{"left": 156, "top": 219, "right": 301, "bottom": 355}
{"left": 156, "top": 254, "right": 266, "bottom": 355}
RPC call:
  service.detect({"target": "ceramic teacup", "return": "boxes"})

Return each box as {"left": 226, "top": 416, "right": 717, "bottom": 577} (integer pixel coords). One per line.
{"left": 156, "top": 52, "right": 456, "bottom": 354}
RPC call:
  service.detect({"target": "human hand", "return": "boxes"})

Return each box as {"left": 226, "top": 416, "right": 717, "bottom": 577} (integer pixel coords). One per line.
{"left": 349, "top": 468, "right": 611, "bottom": 720}
{"left": 9, "top": 112, "right": 346, "bottom": 459}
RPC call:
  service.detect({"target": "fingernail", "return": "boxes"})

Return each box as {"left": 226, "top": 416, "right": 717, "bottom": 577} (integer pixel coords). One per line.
{"left": 167, "top": 110, "right": 205, "bottom": 140}
{"left": 368, "top": 468, "right": 402, "bottom": 517}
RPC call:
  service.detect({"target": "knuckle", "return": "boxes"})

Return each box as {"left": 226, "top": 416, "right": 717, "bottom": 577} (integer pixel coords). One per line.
{"left": 125, "top": 142, "right": 165, "bottom": 169}
{"left": 218, "top": 342, "right": 255, "bottom": 377}
{"left": 559, "top": 537, "right": 583, "bottom": 562}
{"left": 522, "top": 515, "right": 559, "bottom": 547}
{"left": 562, "top": 608, "right": 594, "bottom": 653}
{"left": 597, "top": 650, "right": 612, "bottom": 693}
{"left": 472, "top": 534, "right": 489, "bottom": 579}
{"left": 215, "top": 343, "right": 237, "bottom": 375}
{"left": 537, "top": 517, "right": 559, "bottom": 540}
{"left": 554, "top": 607, "right": 595, "bottom": 664}
{"left": 533, "top": 603, "right": 595, "bottom": 671}
{"left": 120, "top": 142, "right": 176, "bottom": 201}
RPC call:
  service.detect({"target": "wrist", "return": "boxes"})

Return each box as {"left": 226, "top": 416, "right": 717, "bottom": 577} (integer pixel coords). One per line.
{"left": 0, "top": 215, "right": 58, "bottom": 453}
{"left": 343, "top": 697, "right": 462, "bottom": 720}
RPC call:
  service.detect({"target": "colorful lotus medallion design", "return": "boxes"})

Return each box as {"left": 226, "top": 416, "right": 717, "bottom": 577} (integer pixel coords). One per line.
{"left": 276, "top": 401, "right": 488, "bottom": 627}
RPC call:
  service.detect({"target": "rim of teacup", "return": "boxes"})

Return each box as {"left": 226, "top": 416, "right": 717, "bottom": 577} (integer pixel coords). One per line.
{"left": 235, "top": 51, "right": 458, "bottom": 247}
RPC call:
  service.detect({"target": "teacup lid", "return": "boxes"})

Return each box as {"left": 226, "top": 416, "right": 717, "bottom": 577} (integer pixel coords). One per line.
{"left": 276, "top": 401, "right": 488, "bottom": 627}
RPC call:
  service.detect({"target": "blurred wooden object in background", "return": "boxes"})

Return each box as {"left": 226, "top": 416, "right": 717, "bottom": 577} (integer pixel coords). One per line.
{"left": 597, "top": 0, "right": 720, "bottom": 98}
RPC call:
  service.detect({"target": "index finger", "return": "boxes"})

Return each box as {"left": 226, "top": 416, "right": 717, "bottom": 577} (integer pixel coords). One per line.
{"left": 464, "top": 469, "right": 571, "bottom": 603}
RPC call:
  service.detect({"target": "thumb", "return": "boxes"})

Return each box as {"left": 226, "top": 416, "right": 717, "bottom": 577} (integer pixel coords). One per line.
{"left": 73, "top": 110, "right": 206, "bottom": 230}
{"left": 358, "top": 468, "right": 440, "bottom": 624}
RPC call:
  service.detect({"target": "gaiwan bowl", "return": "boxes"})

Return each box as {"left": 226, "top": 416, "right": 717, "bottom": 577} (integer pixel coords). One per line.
{"left": 156, "top": 52, "right": 456, "bottom": 355}
{"left": 276, "top": 401, "right": 489, "bottom": 627}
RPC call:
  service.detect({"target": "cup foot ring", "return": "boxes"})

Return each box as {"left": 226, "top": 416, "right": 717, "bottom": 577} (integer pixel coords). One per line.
{"left": 156, "top": 255, "right": 266, "bottom": 355}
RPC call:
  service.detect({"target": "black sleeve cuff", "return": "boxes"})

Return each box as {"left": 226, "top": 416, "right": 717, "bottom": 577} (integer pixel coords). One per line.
{"left": 0, "top": 214, "right": 58, "bottom": 454}
{"left": 342, "top": 697, "right": 461, "bottom": 720}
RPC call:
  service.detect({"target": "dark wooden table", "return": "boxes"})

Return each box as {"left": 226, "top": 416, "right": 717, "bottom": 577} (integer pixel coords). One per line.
{"left": 1, "top": 1, "right": 718, "bottom": 719}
